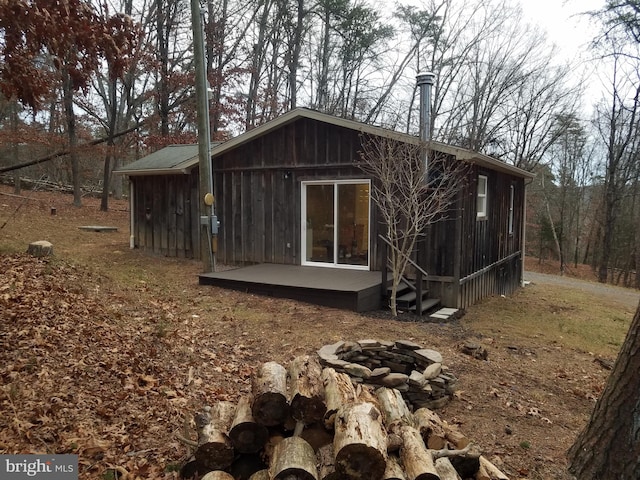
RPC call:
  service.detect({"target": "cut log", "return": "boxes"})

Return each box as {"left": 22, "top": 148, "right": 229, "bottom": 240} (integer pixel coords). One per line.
{"left": 400, "top": 425, "right": 440, "bottom": 480}
{"left": 248, "top": 470, "right": 270, "bottom": 480}
{"left": 446, "top": 445, "right": 481, "bottom": 478}
{"left": 27, "top": 240, "right": 53, "bottom": 257}
{"left": 194, "top": 402, "right": 236, "bottom": 471}
{"left": 322, "top": 368, "right": 357, "bottom": 430}
{"left": 414, "top": 408, "right": 447, "bottom": 450}
{"left": 334, "top": 402, "right": 387, "bottom": 480}
{"left": 376, "top": 387, "right": 413, "bottom": 434}
{"left": 229, "top": 395, "right": 269, "bottom": 453}
{"left": 387, "top": 432, "right": 403, "bottom": 453}
{"left": 228, "top": 453, "right": 267, "bottom": 480}
{"left": 317, "top": 443, "right": 340, "bottom": 480}
{"left": 434, "top": 457, "right": 461, "bottom": 480}
{"left": 384, "top": 454, "right": 407, "bottom": 480}
{"left": 201, "top": 472, "right": 235, "bottom": 480}
{"left": 252, "top": 361, "right": 290, "bottom": 426}
{"left": 475, "top": 464, "right": 491, "bottom": 480}
{"left": 478, "top": 456, "right": 509, "bottom": 480}
{"left": 444, "top": 424, "right": 469, "bottom": 449}
{"left": 268, "top": 436, "right": 319, "bottom": 480}
{"left": 289, "top": 355, "right": 327, "bottom": 423}
{"left": 300, "top": 422, "right": 333, "bottom": 451}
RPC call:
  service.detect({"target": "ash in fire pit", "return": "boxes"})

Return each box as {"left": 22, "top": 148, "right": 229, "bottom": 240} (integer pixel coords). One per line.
{"left": 317, "top": 339, "right": 457, "bottom": 410}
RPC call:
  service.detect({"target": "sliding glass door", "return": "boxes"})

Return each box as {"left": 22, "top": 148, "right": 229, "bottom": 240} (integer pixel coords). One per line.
{"left": 302, "top": 180, "right": 370, "bottom": 269}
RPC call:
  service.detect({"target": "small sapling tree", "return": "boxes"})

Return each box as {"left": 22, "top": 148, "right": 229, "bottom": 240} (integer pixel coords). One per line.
{"left": 358, "top": 134, "right": 466, "bottom": 316}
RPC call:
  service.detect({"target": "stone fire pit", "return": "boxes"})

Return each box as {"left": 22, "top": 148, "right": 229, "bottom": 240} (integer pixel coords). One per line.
{"left": 318, "top": 339, "right": 457, "bottom": 410}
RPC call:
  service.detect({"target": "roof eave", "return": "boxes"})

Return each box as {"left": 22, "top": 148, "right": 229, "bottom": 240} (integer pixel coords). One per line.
{"left": 114, "top": 166, "right": 194, "bottom": 176}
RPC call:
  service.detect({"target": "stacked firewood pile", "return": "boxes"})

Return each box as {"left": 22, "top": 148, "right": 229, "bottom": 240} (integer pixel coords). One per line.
{"left": 179, "top": 349, "right": 509, "bottom": 480}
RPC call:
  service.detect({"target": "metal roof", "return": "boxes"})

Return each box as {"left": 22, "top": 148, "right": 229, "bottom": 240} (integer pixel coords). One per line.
{"left": 114, "top": 144, "right": 200, "bottom": 176}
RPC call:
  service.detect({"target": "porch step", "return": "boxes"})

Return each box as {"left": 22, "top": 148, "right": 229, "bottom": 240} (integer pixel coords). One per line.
{"left": 387, "top": 281, "right": 411, "bottom": 297}
{"left": 396, "top": 289, "right": 424, "bottom": 309}
{"left": 409, "top": 297, "right": 440, "bottom": 314}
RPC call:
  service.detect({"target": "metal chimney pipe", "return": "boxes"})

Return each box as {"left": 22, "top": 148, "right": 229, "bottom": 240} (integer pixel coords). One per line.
{"left": 416, "top": 72, "right": 435, "bottom": 178}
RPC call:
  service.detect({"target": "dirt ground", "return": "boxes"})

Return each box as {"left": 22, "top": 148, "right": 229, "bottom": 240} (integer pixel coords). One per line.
{"left": 0, "top": 185, "right": 622, "bottom": 479}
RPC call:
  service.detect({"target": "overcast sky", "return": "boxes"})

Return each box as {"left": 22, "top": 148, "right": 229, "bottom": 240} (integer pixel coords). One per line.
{"left": 520, "top": 0, "right": 605, "bottom": 60}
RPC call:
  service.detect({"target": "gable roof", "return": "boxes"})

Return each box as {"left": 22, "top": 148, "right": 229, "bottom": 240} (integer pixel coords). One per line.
{"left": 115, "top": 144, "right": 201, "bottom": 176}
{"left": 210, "top": 108, "right": 535, "bottom": 179}
{"left": 116, "top": 109, "right": 534, "bottom": 179}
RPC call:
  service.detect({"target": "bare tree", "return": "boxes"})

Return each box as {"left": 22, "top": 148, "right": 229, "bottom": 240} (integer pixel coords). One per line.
{"left": 594, "top": 53, "right": 640, "bottom": 283}
{"left": 358, "top": 135, "right": 465, "bottom": 316}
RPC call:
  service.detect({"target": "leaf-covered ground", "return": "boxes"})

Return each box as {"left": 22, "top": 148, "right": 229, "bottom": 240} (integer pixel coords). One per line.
{"left": 0, "top": 186, "right": 619, "bottom": 479}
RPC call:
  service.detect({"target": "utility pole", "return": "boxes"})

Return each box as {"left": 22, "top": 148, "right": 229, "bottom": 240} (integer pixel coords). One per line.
{"left": 190, "top": 0, "right": 215, "bottom": 271}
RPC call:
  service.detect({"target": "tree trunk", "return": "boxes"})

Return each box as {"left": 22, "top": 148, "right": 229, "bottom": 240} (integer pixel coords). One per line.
{"left": 10, "top": 99, "right": 21, "bottom": 195}
{"left": 100, "top": 74, "right": 118, "bottom": 212}
{"left": 61, "top": 67, "right": 81, "bottom": 207}
{"left": 567, "top": 300, "right": 640, "bottom": 478}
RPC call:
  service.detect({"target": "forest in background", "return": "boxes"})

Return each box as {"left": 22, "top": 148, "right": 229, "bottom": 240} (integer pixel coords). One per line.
{"left": 0, "top": 0, "right": 639, "bottom": 286}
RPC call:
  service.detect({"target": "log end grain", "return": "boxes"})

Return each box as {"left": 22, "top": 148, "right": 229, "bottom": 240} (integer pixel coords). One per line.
{"left": 335, "top": 444, "right": 386, "bottom": 480}
{"left": 229, "top": 422, "right": 270, "bottom": 454}
{"left": 252, "top": 392, "right": 290, "bottom": 427}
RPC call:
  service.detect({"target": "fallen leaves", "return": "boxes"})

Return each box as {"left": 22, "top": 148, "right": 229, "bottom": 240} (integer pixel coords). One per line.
{"left": 0, "top": 254, "right": 250, "bottom": 478}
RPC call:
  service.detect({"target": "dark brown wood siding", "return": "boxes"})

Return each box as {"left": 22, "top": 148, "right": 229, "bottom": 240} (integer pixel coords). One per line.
{"left": 213, "top": 118, "right": 381, "bottom": 268}
{"left": 131, "top": 171, "right": 199, "bottom": 258}
{"left": 454, "top": 166, "right": 525, "bottom": 308}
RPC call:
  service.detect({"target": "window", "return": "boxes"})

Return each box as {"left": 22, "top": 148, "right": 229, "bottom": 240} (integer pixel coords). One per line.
{"left": 508, "top": 184, "right": 515, "bottom": 234}
{"left": 477, "top": 175, "right": 487, "bottom": 219}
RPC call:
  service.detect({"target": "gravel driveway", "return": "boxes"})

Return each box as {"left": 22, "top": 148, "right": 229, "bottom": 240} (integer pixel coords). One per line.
{"left": 524, "top": 271, "right": 640, "bottom": 310}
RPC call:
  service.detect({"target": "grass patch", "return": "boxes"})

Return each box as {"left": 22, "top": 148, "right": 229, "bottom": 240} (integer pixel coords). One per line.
{"left": 463, "top": 283, "right": 632, "bottom": 357}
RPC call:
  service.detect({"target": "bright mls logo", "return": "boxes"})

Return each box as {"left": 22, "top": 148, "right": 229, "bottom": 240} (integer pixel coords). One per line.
{"left": 1, "top": 455, "right": 78, "bottom": 479}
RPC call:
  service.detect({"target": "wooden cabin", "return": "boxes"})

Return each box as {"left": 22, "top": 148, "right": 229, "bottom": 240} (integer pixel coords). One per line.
{"left": 119, "top": 109, "right": 534, "bottom": 312}
{"left": 203, "top": 109, "right": 534, "bottom": 311}
{"left": 115, "top": 144, "right": 202, "bottom": 258}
